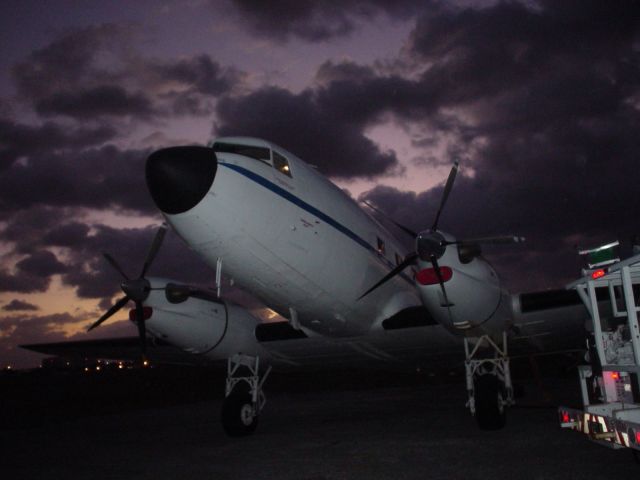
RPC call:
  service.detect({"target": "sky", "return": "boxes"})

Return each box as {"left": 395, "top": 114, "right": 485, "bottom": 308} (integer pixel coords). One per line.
{"left": 1, "top": 0, "right": 639, "bottom": 368}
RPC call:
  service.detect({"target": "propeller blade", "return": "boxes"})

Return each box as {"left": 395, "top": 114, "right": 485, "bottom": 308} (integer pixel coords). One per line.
{"left": 446, "top": 235, "right": 525, "bottom": 246}
{"left": 87, "top": 295, "right": 130, "bottom": 331}
{"left": 431, "top": 161, "right": 459, "bottom": 231}
{"left": 358, "top": 252, "right": 418, "bottom": 300}
{"left": 134, "top": 301, "right": 147, "bottom": 359}
{"left": 103, "top": 253, "right": 130, "bottom": 280}
{"left": 430, "top": 255, "right": 453, "bottom": 309}
{"left": 140, "top": 225, "right": 167, "bottom": 278}
{"left": 362, "top": 200, "right": 417, "bottom": 238}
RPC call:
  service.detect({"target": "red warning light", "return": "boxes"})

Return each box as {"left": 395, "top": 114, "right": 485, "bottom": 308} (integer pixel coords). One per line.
{"left": 611, "top": 371, "right": 620, "bottom": 380}
{"left": 591, "top": 269, "right": 606, "bottom": 280}
{"left": 129, "top": 306, "right": 153, "bottom": 322}
{"left": 561, "top": 411, "right": 570, "bottom": 423}
{"left": 416, "top": 266, "right": 453, "bottom": 286}
{"left": 636, "top": 430, "right": 640, "bottom": 445}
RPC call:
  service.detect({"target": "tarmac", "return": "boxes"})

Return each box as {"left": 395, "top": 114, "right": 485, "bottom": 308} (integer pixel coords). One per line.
{"left": 1, "top": 369, "right": 638, "bottom": 479}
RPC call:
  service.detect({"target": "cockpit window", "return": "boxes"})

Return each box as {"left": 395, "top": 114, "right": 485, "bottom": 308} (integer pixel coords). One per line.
{"left": 213, "top": 142, "right": 271, "bottom": 164}
{"left": 273, "top": 151, "right": 292, "bottom": 177}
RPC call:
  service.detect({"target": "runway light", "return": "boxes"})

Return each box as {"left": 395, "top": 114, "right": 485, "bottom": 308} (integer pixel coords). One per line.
{"left": 591, "top": 269, "right": 606, "bottom": 280}
{"left": 84, "top": 367, "right": 89, "bottom": 372}
{"left": 96, "top": 366, "right": 101, "bottom": 371}
{"left": 143, "top": 360, "right": 149, "bottom": 368}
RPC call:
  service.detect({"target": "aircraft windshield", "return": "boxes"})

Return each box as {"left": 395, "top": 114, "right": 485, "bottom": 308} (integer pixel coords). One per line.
{"left": 272, "top": 151, "right": 292, "bottom": 177}
{"left": 213, "top": 142, "right": 271, "bottom": 164}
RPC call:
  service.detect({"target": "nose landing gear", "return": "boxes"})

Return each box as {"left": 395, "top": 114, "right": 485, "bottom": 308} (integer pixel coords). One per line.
{"left": 464, "top": 332, "right": 514, "bottom": 430}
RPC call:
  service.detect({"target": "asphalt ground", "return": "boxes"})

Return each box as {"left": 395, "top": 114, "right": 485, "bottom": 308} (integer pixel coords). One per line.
{"left": 1, "top": 367, "right": 638, "bottom": 479}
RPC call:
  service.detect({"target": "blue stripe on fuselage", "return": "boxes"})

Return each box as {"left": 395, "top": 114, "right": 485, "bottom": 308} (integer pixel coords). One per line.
{"left": 218, "top": 162, "right": 413, "bottom": 286}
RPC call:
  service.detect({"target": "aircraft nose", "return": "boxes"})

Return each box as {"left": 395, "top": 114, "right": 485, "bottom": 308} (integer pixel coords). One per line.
{"left": 145, "top": 146, "right": 217, "bottom": 214}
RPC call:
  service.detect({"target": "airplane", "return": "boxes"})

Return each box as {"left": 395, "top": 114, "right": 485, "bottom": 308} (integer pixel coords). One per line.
{"left": 23, "top": 136, "right": 592, "bottom": 436}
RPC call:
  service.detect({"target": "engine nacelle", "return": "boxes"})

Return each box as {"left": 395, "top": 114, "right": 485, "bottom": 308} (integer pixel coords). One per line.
{"left": 143, "top": 278, "right": 266, "bottom": 360}
{"left": 415, "top": 233, "right": 512, "bottom": 336}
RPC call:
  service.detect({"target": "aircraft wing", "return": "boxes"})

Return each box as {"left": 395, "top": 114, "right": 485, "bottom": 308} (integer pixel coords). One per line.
{"left": 21, "top": 337, "right": 211, "bottom": 366}
{"left": 510, "top": 287, "right": 600, "bottom": 356}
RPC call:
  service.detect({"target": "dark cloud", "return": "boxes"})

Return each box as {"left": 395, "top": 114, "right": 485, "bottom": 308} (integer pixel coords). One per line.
{"left": 315, "top": 60, "right": 377, "bottom": 86}
{"left": 43, "top": 223, "right": 92, "bottom": 248}
{"left": 11, "top": 24, "right": 127, "bottom": 100}
{"left": 215, "top": 86, "right": 400, "bottom": 178}
{"left": 16, "top": 251, "right": 68, "bottom": 277}
{"left": 1, "top": 313, "right": 80, "bottom": 338}
{"left": 0, "top": 145, "right": 156, "bottom": 215}
{"left": 0, "top": 251, "right": 67, "bottom": 295}
{"left": 1, "top": 207, "right": 71, "bottom": 253}
{"left": 11, "top": 24, "right": 242, "bottom": 122}
{"left": 0, "top": 269, "right": 51, "bottom": 294}
{"left": 35, "top": 85, "right": 155, "bottom": 120}
{"left": 0, "top": 119, "right": 117, "bottom": 170}
{"left": 2, "top": 299, "right": 40, "bottom": 311}
{"left": 154, "top": 54, "right": 243, "bottom": 97}
{"left": 226, "top": 0, "right": 424, "bottom": 42}
{"left": 407, "top": 1, "right": 640, "bottom": 108}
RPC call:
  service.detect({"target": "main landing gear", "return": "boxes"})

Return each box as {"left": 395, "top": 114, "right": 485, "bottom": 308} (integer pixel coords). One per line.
{"left": 464, "top": 332, "right": 514, "bottom": 430}
{"left": 222, "top": 354, "right": 271, "bottom": 437}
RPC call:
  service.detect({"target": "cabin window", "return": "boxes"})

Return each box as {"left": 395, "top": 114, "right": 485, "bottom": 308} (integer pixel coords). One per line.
{"left": 273, "top": 151, "right": 292, "bottom": 177}
{"left": 212, "top": 142, "right": 271, "bottom": 165}
{"left": 377, "top": 237, "right": 386, "bottom": 256}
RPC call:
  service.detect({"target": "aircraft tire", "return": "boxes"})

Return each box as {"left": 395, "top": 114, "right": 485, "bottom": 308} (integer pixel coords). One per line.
{"left": 221, "top": 391, "right": 259, "bottom": 437}
{"left": 474, "top": 374, "right": 506, "bottom": 430}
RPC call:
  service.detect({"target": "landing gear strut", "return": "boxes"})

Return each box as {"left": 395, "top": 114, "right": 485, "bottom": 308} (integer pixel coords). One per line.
{"left": 464, "top": 332, "right": 514, "bottom": 430}
{"left": 222, "top": 354, "right": 271, "bottom": 437}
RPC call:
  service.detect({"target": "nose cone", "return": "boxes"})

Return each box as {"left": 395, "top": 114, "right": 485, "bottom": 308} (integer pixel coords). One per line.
{"left": 146, "top": 146, "right": 217, "bottom": 214}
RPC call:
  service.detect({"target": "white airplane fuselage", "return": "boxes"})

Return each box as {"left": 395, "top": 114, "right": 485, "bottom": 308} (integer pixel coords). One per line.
{"left": 143, "top": 137, "right": 515, "bottom": 365}
{"left": 165, "top": 137, "right": 421, "bottom": 337}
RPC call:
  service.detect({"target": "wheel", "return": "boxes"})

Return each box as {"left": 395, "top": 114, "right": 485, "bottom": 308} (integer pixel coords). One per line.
{"left": 221, "top": 391, "right": 258, "bottom": 437}
{"left": 474, "top": 374, "right": 506, "bottom": 430}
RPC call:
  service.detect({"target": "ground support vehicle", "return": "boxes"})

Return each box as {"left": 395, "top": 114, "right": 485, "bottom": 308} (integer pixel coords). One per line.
{"left": 559, "top": 250, "right": 640, "bottom": 454}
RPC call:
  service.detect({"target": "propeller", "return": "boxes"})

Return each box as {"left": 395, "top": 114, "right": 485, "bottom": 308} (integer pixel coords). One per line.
{"left": 87, "top": 224, "right": 168, "bottom": 361}
{"left": 359, "top": 161, "right": 524, "bottom": 302}
{"left": 362, "top": 200, "right": 417, "bottom": 238}
{"left": 431, "top": 161, "right": 459, "bottom": 232}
